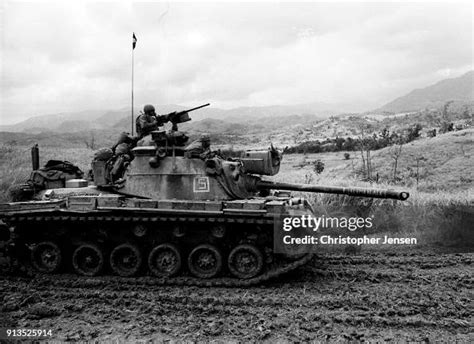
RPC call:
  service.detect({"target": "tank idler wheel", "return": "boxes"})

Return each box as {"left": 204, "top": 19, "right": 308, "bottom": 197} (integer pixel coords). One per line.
{"left": 109, "top": 243, "right": 142, "bottom": 277}
{"left": 31, "top": 241, "right": 62, "bottom": 273}
{"left": 148, "top": 243, "right": 182, "bottom": 277}
{"left": 228, "top": 244, "right": 264, "bottom": 279}
{"left": 72, "top": 243, "right": 104, "bottom": 276}
{"left": 187, "top": 244, "right": 223, "bottom": 279}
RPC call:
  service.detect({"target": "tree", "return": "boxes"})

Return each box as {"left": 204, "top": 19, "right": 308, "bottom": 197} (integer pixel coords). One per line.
{"left": 427, "top": 129, "right": 436, "bottom": 138}
{"left": 342, "top": 137, "right": 356, "bottom": 151}
{"left": 438, "top": 101, "right": 455, "bottom": 134}
{"left": 414, "top": 155, "right": 426, "bottom": 189}
{"left": 406, "top": 123, "right": 422, "bottom": 142}
{"left": 378, "top": 128, "right": 391, "bottom": 148}
{"left": 356, "top": 127, "right": 375, "bottom": 180}
{"left": 461, "top": 106, "right": 471, "bottom": 120}
{"left": 390, "top": 142, "right": 403, "bottom": 181}
{"left": 84, "top": 132, "right": 96, "bottom": 150}
{"left": 442, "top": 100, "right": 454, "bottom": 120}
{"left": 304, "top": 172, "right": 314, "bottom": 184}
{"left": 439, "top": 121, "right": 454, "bottom": 134}
{"left": 344, "top": 152, "right": 350, "bottom": 160}
{"left": 313, "top": 160, "right": 325, "bottom": 174}
{"left": 335, "top": 136, "right": 344, "bottom": 150}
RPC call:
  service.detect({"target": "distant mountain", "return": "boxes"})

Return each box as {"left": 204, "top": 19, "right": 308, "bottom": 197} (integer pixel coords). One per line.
{"left": 0, "top": 102, "right": 353, "bottom": 134}
{"left": 0, "top": 110, "right": 105, "bottom": 133}
{"left": 111, "top": 102, "right": 358, "bottom": 129}
{"left": 379, "top": 71, "right": 474, "bottom": 113}
{"left": 193, "top": 102, "right": 359, "bottom": 122}
{"left": 56, "top": 120, "right": 102, "bottom": 133}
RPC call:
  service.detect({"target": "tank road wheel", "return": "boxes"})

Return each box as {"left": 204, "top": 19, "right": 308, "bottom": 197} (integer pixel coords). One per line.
{"left": 187, "top": 244, "right": 223, "bottom": 279}
{"left": 31, "top": 241, "right": 62, "bottom": 273}
{"left": 72, "top": 244, "right": 104, "bottom": 276}
{"left": 109, "top": 243, "right": 142, "bottom": 277}
{"left": 148, "top": 243, "right": 182, "bottom": 277}
{"left": 228, "top": 244, "right": 264, "bottom": 279}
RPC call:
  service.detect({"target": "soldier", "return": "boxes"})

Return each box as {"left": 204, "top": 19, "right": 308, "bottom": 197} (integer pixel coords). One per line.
{"left": 136, "top": 104, "right": 170, "bottom": 138}
{"left": 185, "top": 133, "right": 211, "bottom": 159}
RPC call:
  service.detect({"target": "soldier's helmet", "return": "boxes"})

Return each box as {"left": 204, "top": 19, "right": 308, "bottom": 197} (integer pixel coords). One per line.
{"left": 143, "top": 104, "right": 155, "bottom": 114}
{"left": 200, "top": 133, "right": 211, "bottom": 148}
{"left": 200, "top": 133, "right": 211, "bottom": 142}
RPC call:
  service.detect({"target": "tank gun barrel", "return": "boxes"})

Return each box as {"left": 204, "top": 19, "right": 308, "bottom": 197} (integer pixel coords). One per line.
{"left": 256, "top": 180, "right": 409, "bottom": 201}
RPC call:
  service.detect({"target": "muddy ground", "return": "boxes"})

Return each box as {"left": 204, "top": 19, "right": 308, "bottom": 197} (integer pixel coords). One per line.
{"left": 1, "top": 247, "right": 472, "bottom": 342}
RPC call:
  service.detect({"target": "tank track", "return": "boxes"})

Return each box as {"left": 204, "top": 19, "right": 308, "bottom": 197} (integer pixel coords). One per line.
{"left": 21, "top": 253, "right": 313, "bottom": 288}
{"left": 1, "top": 211, "right": 313, "bottom": 287}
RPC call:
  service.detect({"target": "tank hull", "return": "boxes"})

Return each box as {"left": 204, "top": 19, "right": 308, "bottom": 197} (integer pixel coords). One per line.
{"left": 0, "top": 193, "right": 313, "bottom": 286}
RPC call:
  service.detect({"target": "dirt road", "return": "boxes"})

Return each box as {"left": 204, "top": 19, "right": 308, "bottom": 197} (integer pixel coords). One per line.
{"left": 1, "top": 247, "right": 472, "bottom": 342}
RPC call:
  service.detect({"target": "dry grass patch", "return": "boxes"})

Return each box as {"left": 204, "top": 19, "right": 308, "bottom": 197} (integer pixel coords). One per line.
{"left": 0, "top": 144, "right": 93, "bottom": 202}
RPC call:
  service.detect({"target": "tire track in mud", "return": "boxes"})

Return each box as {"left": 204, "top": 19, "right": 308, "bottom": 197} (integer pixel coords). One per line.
{"left": 309, "top": 252, "right": 473, "bottom": 287}
{"left": 1, "top": 250, "right": 473, "bottom": 341}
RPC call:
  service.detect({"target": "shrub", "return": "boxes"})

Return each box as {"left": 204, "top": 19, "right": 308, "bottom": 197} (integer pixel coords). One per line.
{"left": 313, "top": 160, "right": 325, "bottom": 174}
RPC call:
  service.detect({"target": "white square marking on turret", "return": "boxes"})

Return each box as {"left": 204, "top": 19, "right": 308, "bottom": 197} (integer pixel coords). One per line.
{"left": 193, "top": 176, "right": 210, "bottom": 192}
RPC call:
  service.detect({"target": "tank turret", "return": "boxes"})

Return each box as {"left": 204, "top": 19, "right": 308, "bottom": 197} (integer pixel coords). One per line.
{"left": 95, "top": 123, "right": 408, "bottom": 202}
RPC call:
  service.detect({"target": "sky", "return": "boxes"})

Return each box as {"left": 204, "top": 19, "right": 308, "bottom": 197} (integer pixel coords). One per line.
{"left": 0, "top": 1, "right": 473, "bottom": 125}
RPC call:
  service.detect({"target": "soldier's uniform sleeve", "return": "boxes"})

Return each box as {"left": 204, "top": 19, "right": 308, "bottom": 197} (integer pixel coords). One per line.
{"left": 137, "top": 115, "right": 158, "bottom": 136}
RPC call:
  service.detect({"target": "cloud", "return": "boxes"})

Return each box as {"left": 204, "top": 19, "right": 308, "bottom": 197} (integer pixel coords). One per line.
{"left": 0, "top": 1, "right": 472, "bottom": 124}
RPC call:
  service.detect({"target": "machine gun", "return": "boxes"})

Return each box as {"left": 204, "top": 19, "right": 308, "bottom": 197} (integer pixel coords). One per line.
{"left": 165, "top": 103, "right": 210, "bottom": 130}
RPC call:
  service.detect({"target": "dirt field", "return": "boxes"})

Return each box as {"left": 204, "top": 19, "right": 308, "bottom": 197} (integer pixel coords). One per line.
{"left": 1, "top": 247, "right": 472, "bottom": 342}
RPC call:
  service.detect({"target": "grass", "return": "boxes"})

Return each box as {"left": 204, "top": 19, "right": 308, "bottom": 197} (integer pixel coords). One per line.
{"left": 0, "top": 130, "right": 472, "bottom": 247}
{"left": 274, "top": 131, "right": 473, "bottom": 248}
{"left": 328, "top": 129, "right": 474, "bottom": 192}
{"left": 272, "top": 169, "right": 473, "bottom": 247}
{"left": 0, "top": 144, "right": 93, "bottom": 202}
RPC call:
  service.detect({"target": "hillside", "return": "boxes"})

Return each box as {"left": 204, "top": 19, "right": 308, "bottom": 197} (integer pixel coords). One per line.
{"left": 379, "top": 71, "right": 474, "bottom": 113}
{"left": 0, "top": 103, "right": 344, "bottom": 134}
{"left": 0, "top": 128, "right": 472, "bottom": 205}
{"left": 328, "top": 129, "right": 474, "bottom": 193}
{"left": 0, "top": 110, "right": 106, "bottom": 133}
{"left": 373, "top": 129, "right": 473, "bottom": 192}
{"left": 2, "top": 71, "right": 472, "bottom": 136}
{"left": 1, "top": 104, "right": 472, "bottom": 152}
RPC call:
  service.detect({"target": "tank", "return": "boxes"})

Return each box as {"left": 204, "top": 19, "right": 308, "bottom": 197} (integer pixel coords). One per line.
{"left": 0, "top": 105, "right": 409, "bottom": 286}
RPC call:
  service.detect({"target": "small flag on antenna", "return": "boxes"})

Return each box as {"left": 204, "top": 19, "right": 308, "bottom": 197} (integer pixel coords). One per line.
{"left": 133, "top": 33, "right": 137, "bottom": 50}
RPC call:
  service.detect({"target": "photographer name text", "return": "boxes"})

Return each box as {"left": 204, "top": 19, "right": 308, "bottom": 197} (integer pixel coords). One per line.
{"left": 283, "top": 235, "right": 417, "bottom": 245}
